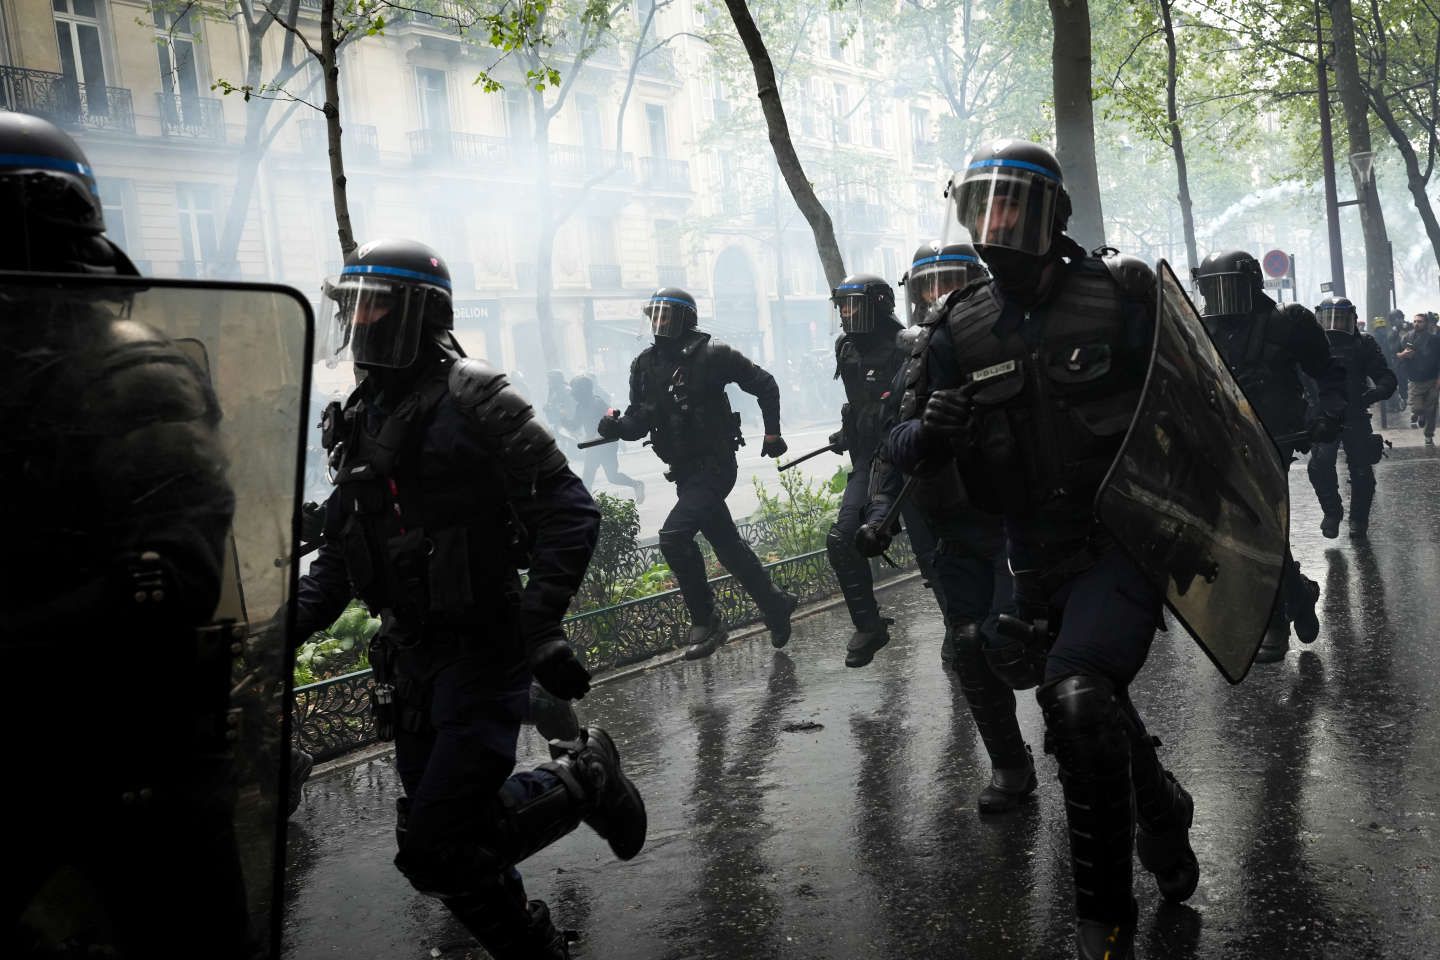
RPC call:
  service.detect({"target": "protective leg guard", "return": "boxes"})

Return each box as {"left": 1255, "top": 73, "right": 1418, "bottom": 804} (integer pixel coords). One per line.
{"left": 1282, "top": 558, "right": 1320, "bottom": 645}
{"left": 1348, "top": 466, "right": 1376, "bottom": 537}
{"left": 1307, "top": 443, "right": 1343, "bottom": 538}
{"left": 682, "top": 614, "right": 728, "bottom": 661}
{"left": 1124, "top": 711, "right": 1199, "bottom": 903}
{"left": 844, "top": 617, "right": 893, "bottom": 668}
{"left": 659, "top": 527, "right": 714, "bottom": 624}
{"left": 827, "top": 522, "right": 881, "bottom": 629}
{"left": 939, "top": 623, "right": 957, "bottom": 670}
{"left": 549, "top": 727, "right": 647, "bottom": 861}
{"left": 441, "top": 880, "right": 570, "bottom": 960}
{"left": 950, "top": 622, "right": 1035, "bottom": 812}
{"left": 1036, "top": 675, "right": 1136, "bottom": 952}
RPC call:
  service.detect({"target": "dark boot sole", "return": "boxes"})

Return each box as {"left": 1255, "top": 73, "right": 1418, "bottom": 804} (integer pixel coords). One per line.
{"left": 977, "top": 772, "right": 1038, "bottom": 815}
{"left": 683, "top": 628, "right": 727, "bottom": 660}
{"left": 845, "top": 632, "right": 890, "bottom": 668}
{"left": 766, "top": 595, "right": 799, "bottom": 649}
{"left": 583, "top": 728, "right": 647, "bottom": 861}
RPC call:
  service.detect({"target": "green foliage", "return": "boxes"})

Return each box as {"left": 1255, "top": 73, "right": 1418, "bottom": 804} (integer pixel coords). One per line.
{"left": 294, "top": 600, "right": 380, "bottom": 686}
{"left": 749, "top": 464, "right": 844, "bottom": 559}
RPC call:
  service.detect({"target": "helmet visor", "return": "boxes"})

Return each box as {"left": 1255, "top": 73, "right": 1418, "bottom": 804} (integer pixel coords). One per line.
{"left": 643, "top": 296, "right": 693, "bottom": 338}
{"left": 832, "top": 285, "right": 878, "bottom": 334}
{"left": 951, "top": 161, "right": 1060, "bottom": 257}
{"left": 322, "top": 275, "right": 427, "bottom": 368}
{"left": 904, "top": 253, "right": 983, "bottom": 325}
{"left": 1317, "top": 302, "right": 1356, "bottom": 334}
{"left": 1194, "top": 273, "right": 1253, "bottom": 318}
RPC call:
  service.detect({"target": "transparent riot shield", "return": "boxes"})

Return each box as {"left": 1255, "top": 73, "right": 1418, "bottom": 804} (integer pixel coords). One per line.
{"left": 1095, "top": 260, "right": 1289, "bottom": 684}
{"left": 0, "top": 273, "right": 311, "bottom": 958}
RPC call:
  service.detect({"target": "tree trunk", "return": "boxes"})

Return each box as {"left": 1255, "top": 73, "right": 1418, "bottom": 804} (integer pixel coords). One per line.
{"left": 721, "top": 0, "right": 845, "bottom": 288}
{"left": 1160, "top": 0, "right": 1198, "bottom": 272}
{"left": 1367, "top": 89, "right": 1440, "bottom": 277}
{"left": 1329, "top": 0, "right": 1391, "bottom": 320}
{"left": 1047, "top": 0, "right": 1105, "bottom": 249}
{"left": 531, "top": 83, "right": 560, "bottom": 373}
{"left": 320, "top": 0, "right": 355, "bottom": 257}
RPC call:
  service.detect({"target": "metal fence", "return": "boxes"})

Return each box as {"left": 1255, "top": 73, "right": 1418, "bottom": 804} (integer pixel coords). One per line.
{"left": 292, "top": 533, "right": 916, "bottom": 762}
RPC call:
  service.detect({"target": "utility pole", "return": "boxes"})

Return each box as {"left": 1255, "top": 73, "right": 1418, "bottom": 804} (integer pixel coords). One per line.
{"left": 1314, "top": 0, "right": 1346, "bottom": 296}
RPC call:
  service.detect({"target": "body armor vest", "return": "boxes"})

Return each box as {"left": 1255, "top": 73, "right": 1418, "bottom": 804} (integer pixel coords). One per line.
{"left": 324, "top": 365, "right": 523, "bottom": 633}
{"left": 1328, "top": 331, "right": 1371, "bottom": 423}
{"left": 941, "top": 259, "right": 1145, "bottom": 520}
{"left": 837, "top": 326, "right": 909, "bottom": 465}
{"left": 634, "top": 333, "right": 743, "bottom": 465}
{"left": 1204, "top": 308, "right": 1307, "bottom": 436}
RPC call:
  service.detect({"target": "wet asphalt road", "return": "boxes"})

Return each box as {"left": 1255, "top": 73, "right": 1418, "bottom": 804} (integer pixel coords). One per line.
{"left": 283, "top": 435, "right": 1440, "bottom": 960}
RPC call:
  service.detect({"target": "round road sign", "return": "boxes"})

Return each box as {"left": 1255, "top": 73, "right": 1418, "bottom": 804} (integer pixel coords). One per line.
{"left": 1262, "top": 249, "right": 1290, "bottom": 278}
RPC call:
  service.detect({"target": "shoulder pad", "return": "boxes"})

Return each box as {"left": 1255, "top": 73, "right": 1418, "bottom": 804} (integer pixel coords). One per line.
{"left": 1100, "top": 252, "right": 1157, "bottom": 302}
{"left": 448, "top": 358, "right": 567, "bottom": 479}
{"left": 681, "top": 332, "right": 712, "bottom": 358}
{"left": 834, "top": 333, "right": 849, "bottom": 358}
{"left": 1277, "top": 301, "right": 1320, "bottom": 328}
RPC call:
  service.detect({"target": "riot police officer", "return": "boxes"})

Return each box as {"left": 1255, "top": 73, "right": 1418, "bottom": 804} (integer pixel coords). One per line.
{"left": 597, "top": 288, "right": 797, "bottom": 660}
{"left": 0, "top": 113, "right": 261, "bottom": 957}
{"left": 889, "top": 140, "right": 1199, "bottom": 960}
{"left": 852, "top": 242, "right": 1036, "bottom": 812}
{"left": 1193, "top": 249, "right": 1345, "bottom": 662}
{"left": 568, "top": 374, "right": 645, "bottom": 501}
{"left": 826, "top": 271, "right": 936, "bottom": 666}
{"left": 296, "top": 238, "right": 646, "bottom": 960}
{"left": 1307, "top": 297, "right": 1395, "bottom": 538}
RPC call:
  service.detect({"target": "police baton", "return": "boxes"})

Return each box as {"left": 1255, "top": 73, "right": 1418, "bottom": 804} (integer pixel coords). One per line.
{"left": 777, "top": 440, "right": 841, "bottom": 472}
{"left": 577, "top": 436, "right": 619, "bottom": 449}
{"left": 876, "top": 475, "right": 917, "bottom": 533}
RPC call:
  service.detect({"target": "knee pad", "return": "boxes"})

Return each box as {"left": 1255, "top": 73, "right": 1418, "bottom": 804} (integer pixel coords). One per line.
{"left": 945, "top": 620, "right": 987, "bottom": 674}
{"left": 826, "top": 522, "right": 855, "bottom": 564}
{"left": 1036, "top": 674, "right": 1129, "bottom": 775}
{"left": 984, "top": 614, "right": 1052, "bottom": 690}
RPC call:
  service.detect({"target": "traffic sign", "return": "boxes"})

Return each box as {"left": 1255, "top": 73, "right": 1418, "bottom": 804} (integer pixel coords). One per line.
{"left": 1263, "top": 277, "right": 1293, "bottom": 290}
{"left": 1262, "top": 249, "right": 1290, "bottom": 278}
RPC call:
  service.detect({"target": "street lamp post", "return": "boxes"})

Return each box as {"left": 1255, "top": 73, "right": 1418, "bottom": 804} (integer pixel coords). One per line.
{"left": 1314, "top": 0, "right": 1346, "bottom": 297}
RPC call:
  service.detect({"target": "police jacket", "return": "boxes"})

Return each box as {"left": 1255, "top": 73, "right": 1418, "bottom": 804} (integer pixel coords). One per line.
{"left": 611, "top": 330, "right": 781, "bottom": 466}
{"left": 1306, "top": 332, "right": 1395, "bottom": 425}
{"left": 1203, "top": 298, "right": 1345, "bottom": 438}
{"left": 889, "top": 240, "right": 1155, "bottom": 558}
{"left": 295, "top": 349, "right": 600, "bottom": 665}
{"left": 835, "top": 320, "right": 911, "bottom": 466}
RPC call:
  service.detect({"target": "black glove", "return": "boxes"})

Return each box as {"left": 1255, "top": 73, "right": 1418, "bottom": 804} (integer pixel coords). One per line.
{"left": 761, "top": 434, "right": 788, "bottom": 458}
{"left": 920, "top": 387, "right": 976, "bottom": 439}
{"left": 530, "top": 639, "right": 592, "bottom": 701}
{"left": 596, "top": 413, "right": 623, "bottom": 440}
{"left": 300, "top": 501, "right": 326, "bottom": 544}
{"left": 853, "top": 521, "right": 892, "bottom": 557}
{"left": 1309, "top": 414, "right": 1343, "bottom": 444}
{"left": 1359, "top": 389, "right": 1384, "bottom": 408}
{"left": 827, "top": 430, "right": 847, "bottom": 453}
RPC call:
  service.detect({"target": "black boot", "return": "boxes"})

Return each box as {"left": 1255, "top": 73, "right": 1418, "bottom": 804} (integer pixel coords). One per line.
{"left": 951, "top": 623, "right": 1036, "bottom": 812}
{"left": 552, "top": 727, "right": 648, "bottom": 861}
{"left": 442, "top": 885, "right": 570, "bottom": 960}
{"left": 765, "top": 591, "right": 799, "bottom": 649}
{"left": 682, "top": 615, "right": 727, "bottom": 660}
{"left": 1254, "top": 621, "right": 1289, "bottom": 664}
{"left": 844, "top": 617, "right": 893, "bottom": 667}
{"left": 1283, "top": 561, "right": 1320, "bottom": 645}
{"left": 1037, "top": 676, "right": 1137, "bottom": 960}
{"left": 1320, "top": 510, "right": 1341, "bottom": 539}
{"left": 1126, "top": 720, "right": 1199, "bottom": 903}
{"left": 977, "top": 745, "right": 1038, "bottom": 815}
{"left": 939, "top": 622, "right": 957, "bottom": 670}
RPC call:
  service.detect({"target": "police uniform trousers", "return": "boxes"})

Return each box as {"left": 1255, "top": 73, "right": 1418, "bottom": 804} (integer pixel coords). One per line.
{"left": 1307, "top": 417, "right": 1378, "bottom": 526}
{"left": 581, "top": 442, "right": 642, "bottom": 495}
{"left": 828, "top": 460, "right": 939, "bottom": 630}
{"left": 658, "top": 455, "right": 787, "bottom": 624}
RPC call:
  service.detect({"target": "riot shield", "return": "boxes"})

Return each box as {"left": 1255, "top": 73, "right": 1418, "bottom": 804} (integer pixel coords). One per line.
{"left": 1095, "top": 260, "right": 1289, "bottom": 684}
{"left": 0, "top": 273, "right": 311, "bottom": 958}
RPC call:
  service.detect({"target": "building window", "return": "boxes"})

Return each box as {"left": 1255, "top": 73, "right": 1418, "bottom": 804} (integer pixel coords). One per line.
{"left": 577, "top": 93, "right": 603, "bottom": 152}
{"left": 153, "top": 7, "right": 201, "bottom": 102}
{"left": 910, "top": 107, "right": 930, "bottom": 147}
{"left": 870, "top": 99, "right": 887, "bottom": 149}
{"left": 832, "top": 84, "right": 850, "bottom": 144}
{"left": 503, "top": 86, "right": 531, "bottom": 140}
{"left": 54, "top": 0, "right": 108, "bottom": 96}
{"left": 645, "top": 103, "right": 669, "bottom": 158}
{"left": 415, "top": 67, "right": 450, "bottom": 132}
{"left": 96, "top": 177, "right": 130, "bottom": 250}
{"left": 176, "top": 183, "right": 216, "bottom": 275}
{"left": 828, "top": 14, "right": 845, "bottom": 61}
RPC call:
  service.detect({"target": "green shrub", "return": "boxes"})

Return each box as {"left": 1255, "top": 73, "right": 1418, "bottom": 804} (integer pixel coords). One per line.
{"left": 748, "top": 464, "right": 845, "bottom": 558}
{"left": 294, "top": 600, "right": 380, "bottom": 686}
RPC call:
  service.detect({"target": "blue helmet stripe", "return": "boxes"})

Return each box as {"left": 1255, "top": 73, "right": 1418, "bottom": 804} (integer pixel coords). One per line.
{"left": 341, "top": 263, "right": 452, "bottom": 290}
{"left": 647, "top": 295, "right": 695, "bottom": 309}
{"left": 836, "top": 284, "right": 868, "bottom": 292}
{"left": 910, "top": 254, "right": 980, "bottom": 268}
{"left": 0, "top": 152, "right": 97, "bottom": 193}
{"left": 965, "top": 157, "right": 1061, "bottom": 181}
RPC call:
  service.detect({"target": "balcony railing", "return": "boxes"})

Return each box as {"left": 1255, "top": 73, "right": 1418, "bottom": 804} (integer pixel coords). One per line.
{"left": 408, "top": 128, "right": 519, "bottom": 167}
{"left": 841, "top": 201, "right": 888, "bottom": 233}
{"left": 299, "top": 119, "right": 379, "bottom": 164}
{"left": 156, "top": 94, "right": 225, "bottom": 141}
{"left": 589, "top": 263, "right": 622, "bottom": 288}
{"left": 637, "top": 46, "right": 677, "bottom": 80}
{"left": 657, "top": 265, "right": 687, "bottom": 287}
{"left": 640, "top": 156, "right": 690, "bottom": 192}
{"left": 551, "top": 143, "right": 633, "bottom": 183}
{"left": 0, "top": 65, "right": 134, "bottom": 133}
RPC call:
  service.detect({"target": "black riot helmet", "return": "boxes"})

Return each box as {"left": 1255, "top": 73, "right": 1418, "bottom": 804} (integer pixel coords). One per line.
{"left": 1193, "top": 249, "right": 1263, "bottom": 319}
{"left": 0, "top": 112, "right": 136, "bottom": 274}
{"left": 947, "top": 139, "right": 1071, "bottom": 259}
{"left": 322, "top": 237, "right": 453, "bottom": 369}
{"left": 1316, "top": 296, "right": 1358, "bottom": 335}
{"left": 643, "top": 286, "right": 698, "bottom": 339}
{"left": 831, "top": 273, "right": 895, "bottom": 335}
{"left": 902, "top": 241, "right": 987, "bottom": 325}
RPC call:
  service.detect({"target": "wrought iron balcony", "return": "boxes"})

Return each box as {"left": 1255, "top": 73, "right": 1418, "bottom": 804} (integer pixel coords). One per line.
{"left": 550, "top": 143, "right": 633, "bottom": 183}
{"left": 640, "top": 157, "right": 691, "bottom": 192}
{"left": 637, "top": 46, "right": 677, "bottom": 80}
{"left": 657, "top": 265, "right": 687, "bottom": 287}
{"left": 0, "top": 65, "right": 134, "bottom": 133}
{"left": 299, "top": 119, "right": 379, "bottom": 164}
{"left": 156, "top": 94, "right": 225, "bottom": 141}
{"left": 589, "top": 263, "right": 622, "bottom": 288}
{"left": 407, "top": 129, "right": 518, "bottom": 167}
